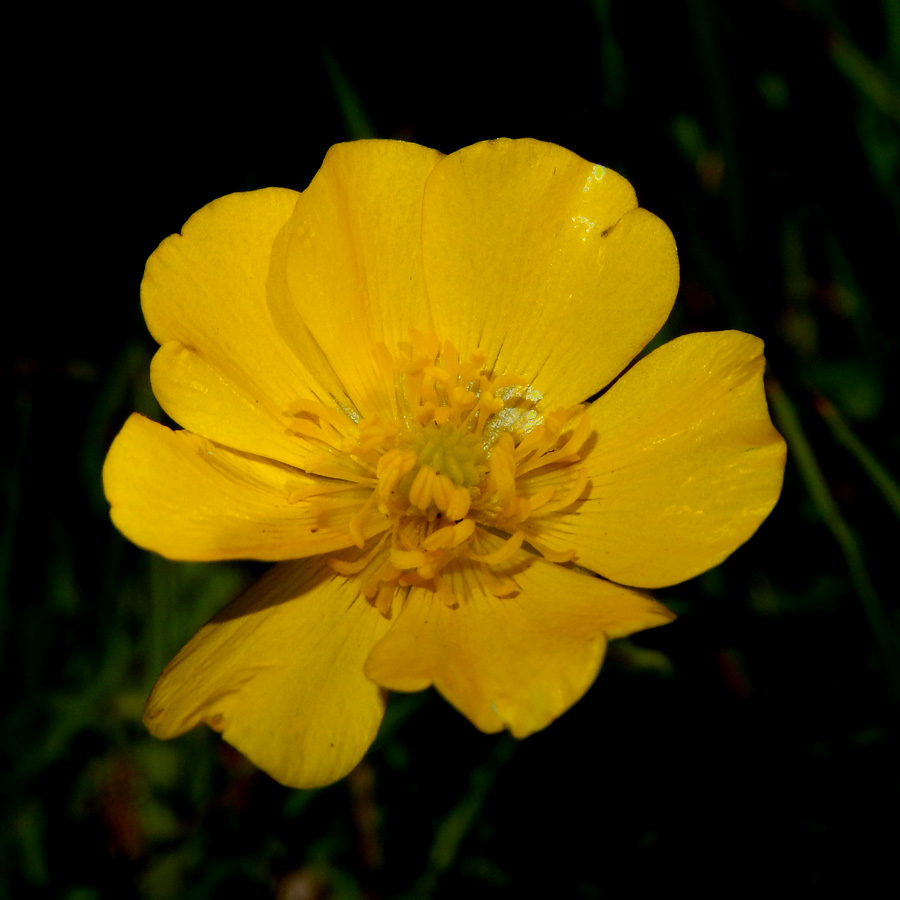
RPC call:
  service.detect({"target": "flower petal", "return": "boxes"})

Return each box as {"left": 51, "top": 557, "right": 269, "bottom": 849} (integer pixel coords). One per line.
{"left": 144, "top": 560, "right": 392, "bottom": 789}
{"left": 421, "top": 139, "right": 679, "bottom": 407}
{"left": 364, "top": 554, "right": 674, "bottom": 737}
{"left": 143, "top": 187, "right": 340, "bottom": 467}
{"left": 532, "top": 331, "right": 787, "bottom": 588}
{"left": 149, "top": 341, "right": 362, "bottom": 475}
{"left": 103, "top": 414, "right": 385, "bottom": 561}
{"left": 270, "top": 140, "right": 445, "bottom": 418}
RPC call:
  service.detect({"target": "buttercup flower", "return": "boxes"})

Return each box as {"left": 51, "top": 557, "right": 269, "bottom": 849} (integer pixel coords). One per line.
{"left": 104, "top": 138, "right": 786, "bottom": 788}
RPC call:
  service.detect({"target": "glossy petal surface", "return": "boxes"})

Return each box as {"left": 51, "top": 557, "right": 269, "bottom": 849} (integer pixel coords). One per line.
{"left": 144, "top": 559, "right": 392, "bottom": 789}
{"left": 422, "top": 139, "right": 679, "bottom": 407}
{"left": 364, "top": 549, "right": 674, "bottom": 736}
{"left": 103, "top": 414, "right": 384, "bottom": 561}
{"left": 530, "top": 331, "right": 786, "bottom": 588}
{"left": 105, "top": 139, "right": 787, "bottom": 789}
{"left": 143, "top": 187, "right": 334, "bottom": 468}
{"left": 271, "top": 140, "right": 445, "bottom": 418}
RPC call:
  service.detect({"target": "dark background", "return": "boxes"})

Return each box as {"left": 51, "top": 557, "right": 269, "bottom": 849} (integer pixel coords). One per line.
{"left": 5, "top": 1, "right": 899, "bottom": 897}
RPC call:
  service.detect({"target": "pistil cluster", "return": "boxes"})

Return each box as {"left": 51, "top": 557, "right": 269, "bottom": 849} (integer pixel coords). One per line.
{"left": 286, "top": 332, "right": 590, "bottom": 613}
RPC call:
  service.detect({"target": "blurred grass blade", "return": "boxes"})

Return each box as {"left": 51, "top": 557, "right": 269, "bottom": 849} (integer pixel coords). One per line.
{"left": 814, "top": 393, "right": 900, "bottom": 522}
{"left": 321, "top": 46, "right": 377, "bottom": 140}
{"left": 769, "top": 380, "right": 900, "bottom": 700}
{"left": 409, "top": 736, "right": 516, "bottom": 898}
{"left": 827, "top": 29, "right": 900, "bottom": 124}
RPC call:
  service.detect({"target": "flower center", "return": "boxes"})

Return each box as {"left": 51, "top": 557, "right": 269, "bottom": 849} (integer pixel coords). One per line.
{"left": 383, "top": 422, "right": 488, "bottom": 521}
{"left": 285, "top": 331, "right": 589, "bottom": 614}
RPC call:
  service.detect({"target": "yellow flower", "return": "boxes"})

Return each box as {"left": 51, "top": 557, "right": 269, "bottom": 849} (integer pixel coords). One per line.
{"left": 103, "top": 138, "right": 786, "bottom": 788}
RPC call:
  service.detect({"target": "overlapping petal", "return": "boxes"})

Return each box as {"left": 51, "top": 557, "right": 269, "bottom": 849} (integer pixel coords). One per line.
{"left": 528, "top": 331, "right": 786, "bottom": 588}
{"left": 421, "top": 139, "right": 679, "bottom": 408}
{"left": 144, "top": 559, "right": 392, "bottom": 789}
{"left": 269, "top": 140, "right": 445, "bottom": 419}
{"left": 103, "top": 414, "right": 385, "bottom": 562}
{"left": 108, "top": 138, "right": 787, "bottom": 789}
{"left": 364, "top": 549, "right": 674, "bottom": 737}
{"left": 142, "top": 188, "right": 336, "bottom": 468}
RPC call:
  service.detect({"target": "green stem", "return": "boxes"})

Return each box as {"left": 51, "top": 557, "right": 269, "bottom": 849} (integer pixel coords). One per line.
{"left": 408, "top": 735, "right": 517, "bottom": 898}
{"left": 813, "top": 393, "right": 900, "bottom": 523}
{"left": 769, "top": 381, "right": 900, "bottom": 701}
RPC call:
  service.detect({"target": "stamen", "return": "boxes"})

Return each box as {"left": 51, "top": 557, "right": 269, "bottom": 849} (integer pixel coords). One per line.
{"left": 408, "top": 465, "right": 437, "bottom": 511}
{"left": 526, "top": 484, "right": 556, "bottom": 512}
{"left": 433, "top": 574, "right": 459, "bottom": 609}
{"left": 348, "top": 492, "right": 379, "bottom": 549}
{"left": 479, "top": 567, "right": 519, "bottom": 598}
{"left": 539, "top": 465, "right": 589, "bottom": 513}
{"left": 373, "top": 582, "right": 395, "bottom": 616}
{"left": 422, "top": 518, "right": 476, "bottom": 551}
{"left": 287, "top": 398, "right": 354, "bottom": 433}
{"left": 291, "top": 331, "right": 588, "bottom": 607}
{"left": 391, "top": 547, "right": 427, "bottom": 570}
{"left": 527, "top": 536, "right": 578, "bottom": 564}
{"left": 466, "top": 530, "right": 525, "bottom": 565}
{"left": 287, "top": 481, "right": 363, "bottom": 503}
{"left": 445, "top": 484, "right": 471, "bottom": 520}
{"left": 328, "top": 533, "right": 388, "bottom": 575}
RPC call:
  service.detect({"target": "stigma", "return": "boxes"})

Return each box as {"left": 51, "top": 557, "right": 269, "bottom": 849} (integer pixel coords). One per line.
{"left": 285, "top": 332, "right": 590, "bottom": 613}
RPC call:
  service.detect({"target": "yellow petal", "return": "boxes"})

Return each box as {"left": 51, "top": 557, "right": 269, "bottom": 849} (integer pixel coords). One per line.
{"left": 364, "top": 554, "right": 674, "bottom": 737}
{"left": 421, "top": 139, "right": 679, "bottom": 407}
{"left": 103, "top": 414, "right": 385, "bottom": 561}
{"left": 270, "top": 140, "right": 445, "bottom": 418}
{"left": 143, "top": 187, "right": 338, "bottom": 467}
{"left": 144, "top": 560, "right": 392, "bottom": 789}
{"left": 532, "top": 331, "right": 787, "bottom": 588}
{"left": 148, "top": 342, "right": 361, "bottom": 477}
